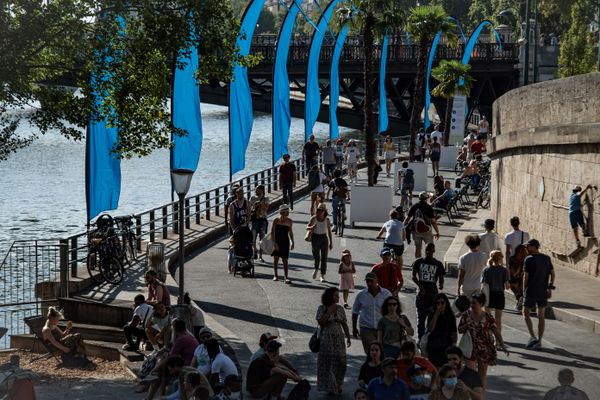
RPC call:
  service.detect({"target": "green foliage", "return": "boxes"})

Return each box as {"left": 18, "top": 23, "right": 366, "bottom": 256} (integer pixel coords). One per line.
{"left": 557, "top": 1, "right": 596, "bottom": 78}
{"left": 431, "top": 60, "right": 474, "bottom": 99}
{"left": 405, "top": 4, "right": 458, "bottom": 46}
{"left": 0, "top": 0, "right": 253, "bottom": 161}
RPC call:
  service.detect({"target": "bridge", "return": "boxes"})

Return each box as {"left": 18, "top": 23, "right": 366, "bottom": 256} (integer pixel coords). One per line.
{"left": 201, "top": 34, "right": 520, "bottom": 132}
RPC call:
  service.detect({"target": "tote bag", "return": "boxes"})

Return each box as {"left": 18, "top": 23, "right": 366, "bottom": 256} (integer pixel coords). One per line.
{"left": 459, "top": 331, "right": 473, "bottom": 359}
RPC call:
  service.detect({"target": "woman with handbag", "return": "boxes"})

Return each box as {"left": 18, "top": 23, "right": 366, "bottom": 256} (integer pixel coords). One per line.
{"left": 480, "top": 250, "right": 510, "bottom": 334}
{"left": 271, "top": 204, "right": 294, "bottom": 283}
{"left": 458, "top": 292, "right": 509, "bottom": 393}
{"left": 425, "top": 293, "right": 457, "bottom": 367}
{"left": 376, "top": 296, "right": 414, "bottom": 358}
{"left": 316, "top": 287, "right": 351, "bottom": 395}
{"left": 306, "top": 203, "right": 333, "bottom": 282}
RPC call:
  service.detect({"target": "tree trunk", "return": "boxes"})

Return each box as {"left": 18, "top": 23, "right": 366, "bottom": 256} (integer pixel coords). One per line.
{"left": 443, "top": 97, "right": 453, "bottom": 146}
{"left": 408, "top": 39, "right": 429, "bottom": 162}
{"left": 363, "top": 13, "right": 376, "bottom": 186}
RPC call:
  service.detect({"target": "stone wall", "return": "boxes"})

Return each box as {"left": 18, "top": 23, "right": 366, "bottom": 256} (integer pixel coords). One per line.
{"left": 488, "top": 73, "right": 600, "bottom": 277}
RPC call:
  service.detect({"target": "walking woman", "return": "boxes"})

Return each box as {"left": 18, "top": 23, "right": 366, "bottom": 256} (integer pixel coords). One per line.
{"left": 458, "top": 292, "right": 509, "bottom": 392}
{"left": 271, "top": 204, "right": 294, "bottom": 284}
{"left": 376, "top": 296, "right": 414, "bottom": 358}
{"left": 306, "top": 203, "right": 333, "bottom": 282}
{"left": 481, "top": 250, "right": 510, "bottom": 333}
{"left": 316, "top": 287, "right": 351, "bottom": 395}
{"left": 383, "top": 136, "right": 395, "bottom": 177}
{"left": 425, "top": 293, "right": 457, "bottom": 367}
{"left": 430, "top": 136, "right": 442, "bottom": 176}
{"left": 508, "top": 244, "right": 528, "bottom": 311}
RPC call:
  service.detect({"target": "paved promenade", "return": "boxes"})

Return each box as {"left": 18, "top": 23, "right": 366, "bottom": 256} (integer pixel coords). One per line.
{"left": 182, "top": 166, "right": 600, "bottom": 399}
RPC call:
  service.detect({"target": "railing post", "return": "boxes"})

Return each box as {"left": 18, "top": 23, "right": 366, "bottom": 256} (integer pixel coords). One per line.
{"left": 205, "top": 192, "right": 211, "bottom": 221}
{"left": 69, "top": 237, "right": 77, "bottom": 278}
{"left": 135, "top": 215, "right": 142, "bottom": 251}
{"left": 215, "top": 188, "right": 220, "bottom": 216}
{"left": 149, "top": 210, "right": 156, "bottom": 243}
{"left": 260, "top": 171, "right": 265, "bottom": 187}
{"left": 162, "top": 206, "right": 169, "bottom": 239}
{"left": 246, "top": 177, "right": 252, "bottom": 199}
{"left": 267, "top": 169, "right": 273, "bottom": 193}
{"left": 185, "top": 198, "right": 191, "bottom": 229}
{"left": 59, "top": 240, "right": 69, "bottom": 298}
{"left": 273, "top": 167, "right": 278, "bottom": 192}
{"left": 173, "top": 202, "right": 179, "bottom": 234}
{"left": 196, "top": 195, "right": 201, "bottom": 224}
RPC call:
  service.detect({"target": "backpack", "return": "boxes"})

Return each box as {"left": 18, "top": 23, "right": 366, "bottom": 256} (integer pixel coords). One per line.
{"left": 414, "top": 207, "right": 431, "bottom": 233}
{"left": 402, "top": 169, "right": 414, "bottom": 187}
{"left": 333, "top": 179, "right": 348, "bottom": 199}
{"left": 287, "top": 379, "right": 311, "bottom": 400}
{"left": 308, "top": 170, "right": 320, "bottom": 190}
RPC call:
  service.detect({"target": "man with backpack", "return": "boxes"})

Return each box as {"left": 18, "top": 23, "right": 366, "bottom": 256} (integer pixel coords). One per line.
{"left": 328, "top": 169, "right": 348, "bottom": 233}
{"left": 404, "top": 192, "right": 440, "bottom": 259}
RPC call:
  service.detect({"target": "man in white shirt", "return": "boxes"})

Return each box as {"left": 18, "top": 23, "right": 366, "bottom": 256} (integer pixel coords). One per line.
{"left": 431, "top": 124, "right": 443, "bottom": 144}
{"left": 479, "top": 219, "right": 503, "bottom": 259}
{"left": 505, "top": 216, "right": 530, "bottom": 257}
{"left": 123, "top": 294, "right": 153, "bottom": 351}
{"left": 352, "top": 272, "right": 392, "bottom": 354}
{"left": 457, "top": 235, "right": 488, "bottom": 299}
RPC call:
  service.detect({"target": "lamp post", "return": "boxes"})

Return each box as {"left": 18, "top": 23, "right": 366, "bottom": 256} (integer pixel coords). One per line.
{"left": 523, "top": 0, "right": 531, "bottom": 85}
{"left": 171, "top": 168, "right": 194, "bottom": 304}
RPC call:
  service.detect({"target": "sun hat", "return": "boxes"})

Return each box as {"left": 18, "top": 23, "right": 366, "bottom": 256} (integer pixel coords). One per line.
{"left": 279, "top": 204, "right": 290, "bottom": 213}
{"left": 317, "top": 203, "right": 328, "bottom": 212}
{"left": 341, "top": 249, "right": 351, "bottom": 256}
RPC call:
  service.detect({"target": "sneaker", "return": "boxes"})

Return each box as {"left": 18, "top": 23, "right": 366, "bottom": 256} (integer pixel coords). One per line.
{"left": 285, "top": 279, "right": 291, "bottom": 284}
{"left": 312, "top": 270, "right": 318, "bottom": 279}
{"left": 344, "top": 303, "right": 351, "bottom": 309}
{"left": 272, "top": 276, "right": 278, "bottom": 281}
{"left": 533, "top": 341, "right": 542, "bottom": 349}
{"left": 526, "top": 337, "right": 539, "bottom": 349}
{"left": 320, "top": 275, "right": 325, "bottom": 283}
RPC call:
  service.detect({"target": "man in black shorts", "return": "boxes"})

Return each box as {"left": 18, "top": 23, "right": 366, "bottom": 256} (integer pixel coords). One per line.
{"left": 411, "top": 243, "right": 445, "bottom": 339}
{"left": 522, "top": 239, "right": 555, "bottom": 350}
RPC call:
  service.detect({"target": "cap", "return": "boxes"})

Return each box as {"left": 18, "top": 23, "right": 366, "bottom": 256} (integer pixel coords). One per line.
{"left": 266, "top": 340, "right": 282, "bottom": 353}
{"left": 382, "top": 357, "right": 397, "bottom": 368}
{"left": 341, "top": 249, "right": 351, "bottom": 257}
{"left": 380, "top": 248, "right": 391, "bottom": 257}
{"left": 573, "top": 185, "right": 582, "bottom": 192}
{"left": 317, "top": 203, "right": 328, "bottom": 211}
{"left": 198, "top": 327, "right": 212, "bottom": 337}
{"left": 259, "top": 332, "right": 278, "bottom": 346}
{"left": 419, "top": 191, "right": 430, "bottom": 200}
{"left": 279, "top": 204, "right": 290, "bottom": 213}
{"left": 484, "top": 219, "right": 495, "bottom": 229}
{"left": 282, "top": 153, "right": 290, "bottom": 159}
{"left": 407, "top": 363, "right": 423, "bottom": 377}
{"left": 365, "top": 272, "right": 377, "bottom": 281}
{"left": 525, "top": 239, "right": 540, "bottom": 248}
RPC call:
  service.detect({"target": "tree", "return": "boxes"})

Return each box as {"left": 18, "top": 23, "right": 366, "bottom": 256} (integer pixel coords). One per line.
{"left": 405, "top": 5, "right": 457, "bottom": 161}
{"left": 431, "top": 60, "right": 474, "bottom": 145}
{"left": 0, "top": 0, "right": 256, "bottom": 162}
{"left": 557, "top": 0, "right": 596, "bottom": 78}
{"left": 337, "top": 0, "right": 405, "bottom": 185}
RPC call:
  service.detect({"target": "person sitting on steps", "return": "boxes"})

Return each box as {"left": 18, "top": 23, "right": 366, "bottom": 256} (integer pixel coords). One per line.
{"left": 42, "top": 307, "right": 87, "bottom": 360}
{"left": 123, "top": 294, "right": 153, "bottom": 351}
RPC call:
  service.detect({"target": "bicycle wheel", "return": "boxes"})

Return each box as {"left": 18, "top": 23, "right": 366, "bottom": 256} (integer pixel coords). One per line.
{"left": 101, "top": 255, "right": 124, "bottom": 285}
{"left": 86, "top": 250, "right": 105, "bottom": 283}
{"left": 454, "top": 162, "right": 463, "bottom": 176}
{"left": 124, "top": 233, "right": 136, "bottom": 265}
{"left": 337, "top": 207, "right": 345, "bottom": 237}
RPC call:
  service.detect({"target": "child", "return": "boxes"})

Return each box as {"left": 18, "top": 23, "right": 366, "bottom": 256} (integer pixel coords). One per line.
{"left": 338, "top": 249, "right": 356, "bottom": 309}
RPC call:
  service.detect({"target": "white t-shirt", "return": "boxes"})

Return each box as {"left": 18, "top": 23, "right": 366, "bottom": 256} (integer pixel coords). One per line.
{"left": 458, "top": 251, "right": 488, "bottom": 292}
{"left": 133, "top": 303, "right": 153, "bottom": 326}
{"left": 211, "top": 352, "right": 238, "bottom": 383}
{"left": 345, "top": 147, "right": 359, "bottom": 163}
{"left": 504, "top": 229, "right": 530, "bottom": 256}
{"left": 479, "top": 231, "right": 504, "bottom": 258}
{"left": 431, "top": 130, "right": 443, "bottom": 143}
{"left": 381, "top": 219, "right": 404, "bottom": 246}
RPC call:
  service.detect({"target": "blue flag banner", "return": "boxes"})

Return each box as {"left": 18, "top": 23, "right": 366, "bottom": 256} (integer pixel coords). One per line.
{"left": 272, "top": 0, "right": 302, "bottom": 164}
{"left": 424, "top": 17, "right": 466, "bottom": 131}
{"left": 229, "top": 0, "right": 265, "bottom": 175}
{"left": 329, "top": 23, "right": 350, "bottom": 140}
{"left": 172, "top": 44, "right": 202, "bottom": 172}
{"left": 378, "top": 34, "right": 389, "bottom": 134}
{"left": 86, "top": 16, "right": 124, "bottom": 222}
{"left": 305, "top": 0, "right": 340, "bottom": 141}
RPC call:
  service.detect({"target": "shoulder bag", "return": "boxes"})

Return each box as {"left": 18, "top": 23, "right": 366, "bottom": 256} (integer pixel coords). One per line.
{"left": 459, "top": 331, "right": 473, "bottom": 359}
{"left": 309, "top": 326, "right": 321, "bottom": 353}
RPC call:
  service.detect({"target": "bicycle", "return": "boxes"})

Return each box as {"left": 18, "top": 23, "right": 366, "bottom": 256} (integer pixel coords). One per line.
{"left": 454, "top": 161, "right": 465, "bottom": 176}
{"left": 335, "top": 199, "right": 346, "bottom": 237}
{"left": 114, "top": 215, "right": 137, "bottom": 266}
{"left": 476, "top": 176, "right": 491, "bottom": 209}
{"left": 87, "top": 232, "right": 125, "bottom": 285}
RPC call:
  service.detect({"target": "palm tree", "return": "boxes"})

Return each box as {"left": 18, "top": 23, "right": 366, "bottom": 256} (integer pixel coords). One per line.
{"left": 431, "top": 60, "right": 474, "bottom": 146}
{"left": 405, "top": 5, "right": 457, "bottom": 161}
{"left": 337, "top": 0, "right": 405, "bottom": 185}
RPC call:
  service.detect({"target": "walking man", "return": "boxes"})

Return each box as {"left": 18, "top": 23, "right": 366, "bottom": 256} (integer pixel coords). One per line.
{"left": 322, "top": 139, "right": 337, "bottom": 178}
{"left": 279, "top": 154, "right": 296, "bottom": 210}
{"left": 505, "top": 216, "right": 530, "bottom": 257}
{"left": 302, "top": 134, "right": 320, "bottom": 171}
{"left": 412, "top": 243, "right": 445, "bottom": 339}
{"left": 352, "top": 272, "right": 392, "bottom": 354}
{"left": 371, "top": 248, "right": 403, "bottom": 297}
{"left": 457, "top": 235, "right": 487, "bottom": 299}
{"left": 479, "top": 219, "right": 503, "bottom": 259}
{"left": 404, "top": 192, "right": 440, "bottom": 259}
{"left": 523, "top": 239, "right": 555, "bottom": 349}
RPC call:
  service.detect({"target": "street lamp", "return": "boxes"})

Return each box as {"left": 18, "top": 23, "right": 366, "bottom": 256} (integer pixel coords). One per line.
{"left": 497, "top": 6, "right": 530, "bottom": 85}
{"left": 171, "top": 168, "right": 194, "bottom": 304}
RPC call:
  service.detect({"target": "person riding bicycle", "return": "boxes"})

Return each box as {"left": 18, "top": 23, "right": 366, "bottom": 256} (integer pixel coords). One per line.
{"left": 376, "top": 209, "right": 406, "bottom": 270}
{"left": 328, "top": 169, "right": 348, "bottom": 234}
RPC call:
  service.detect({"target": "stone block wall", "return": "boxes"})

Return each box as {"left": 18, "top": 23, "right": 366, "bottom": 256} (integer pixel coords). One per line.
{"left": 489, "top": 73, "right": 600, "bottom": 277}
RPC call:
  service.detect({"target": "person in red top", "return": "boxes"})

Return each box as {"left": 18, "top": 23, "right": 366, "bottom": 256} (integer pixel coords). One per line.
{"left": 396, "top": 341, "right": 438, "bottom": 384}
{"left": 169, "top": 318, "right": 199, "bottom": 366}
{"left": 371, "top": 248, "right": 403, "bottom": 297}
{"left": 469, "top": 135, "right": 486, "bottom": 156}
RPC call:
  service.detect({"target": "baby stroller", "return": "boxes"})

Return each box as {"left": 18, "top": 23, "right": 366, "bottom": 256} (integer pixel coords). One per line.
{"left": 232, "top": 226, "right": 254, "bottom": 277}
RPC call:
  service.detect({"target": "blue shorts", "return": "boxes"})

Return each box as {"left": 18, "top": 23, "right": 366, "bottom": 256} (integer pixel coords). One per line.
{"left": 569, "top": 210, "right": 584, "bottom": 229}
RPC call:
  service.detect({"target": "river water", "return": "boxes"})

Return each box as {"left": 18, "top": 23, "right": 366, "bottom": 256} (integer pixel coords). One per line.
{"left": 0, "top": 103, "right": 357, "bottom": 254}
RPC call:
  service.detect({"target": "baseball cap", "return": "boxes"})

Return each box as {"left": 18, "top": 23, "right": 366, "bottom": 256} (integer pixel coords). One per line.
{"left": 419, "top": 191, "right": 429, "bottom": 200}
{"left": 198, "top": 327, "right": 212, "bottom": 337}
{"left": 259, "top": 332, "right": 278, "bottom": 346}
{"left": 266, "top": 340, "right": 282, "bottom": 353}
{"left": 365, "top": 272, "right": 377, "bottom": 281}
{"left": 380, "top": 248, "right": 391, "bottom": 257}
{"left": 382, "top": 357, "right": 397, "bottom": 368}
{"left": 526, "top": 239, "right": 540, "bottom": 248}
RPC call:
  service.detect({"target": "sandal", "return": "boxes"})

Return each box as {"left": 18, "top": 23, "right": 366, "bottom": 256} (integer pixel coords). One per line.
{"left": 272, "top": 276, "right": 278, "bottom": 281}
{"left": 285, "top": 279, "right": 291, "bottom": 284}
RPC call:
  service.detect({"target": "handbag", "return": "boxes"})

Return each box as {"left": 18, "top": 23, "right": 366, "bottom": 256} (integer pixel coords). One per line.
{"left": 304, "top": 230, "right": 313, "bottom": 242}
{"left": 459, "top": 331, "right": 473, "bottom": 359}
{"left": 309, "top": 327, "right": 321, "bottom": 353}
{"left": 259, "top": 237, "right": 276, "bottom": 255}
{"left": 482, "top": 283, "right": 490, "bottom": 307}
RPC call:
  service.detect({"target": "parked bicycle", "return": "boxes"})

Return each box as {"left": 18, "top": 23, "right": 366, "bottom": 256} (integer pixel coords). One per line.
{"left": 86, "top": 214, "right": 125, "bottom": 285}
{"left": 114, "top": 215, "right": 137, "bottom": 266}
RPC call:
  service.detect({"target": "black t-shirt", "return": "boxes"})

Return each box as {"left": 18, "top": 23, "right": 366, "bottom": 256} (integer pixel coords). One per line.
{"left": 304, "top": 141, "right": 320, "bottom": 160}
{"left": 247, "top": 355, "right": 274, "bottom": 392}
{"left": 329, "top": 177, "right": 348, "bottom": 198}
{"left": 426, "top": 310, "right": 457, "bottom": 340}
{"left": 358, "top": 362, "right": 381, "bottom": 386}
{"left": 524, "top": 253, "right": 553, "bottom": 298}
{"left": 412, "top": 257, "right": 445, "bottom": 296}
{"left": 407, "top": 201, "right": 435, "bottom": 222}
{"left": 459, "top": 366, "right": 482, "bottom": 391}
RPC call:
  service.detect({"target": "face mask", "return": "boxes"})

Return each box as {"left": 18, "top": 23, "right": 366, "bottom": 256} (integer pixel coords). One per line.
{"left": 413, "top": 375, "right": 425, "bottom": 385}
{"left": 422, "top": 374, "right": 432, "bottom": 387}
{"left": 228, "top": 391, "right": 242, "bottom": 400}
{"left": 445, "top": 377, "right": 458, "bottom": 389}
